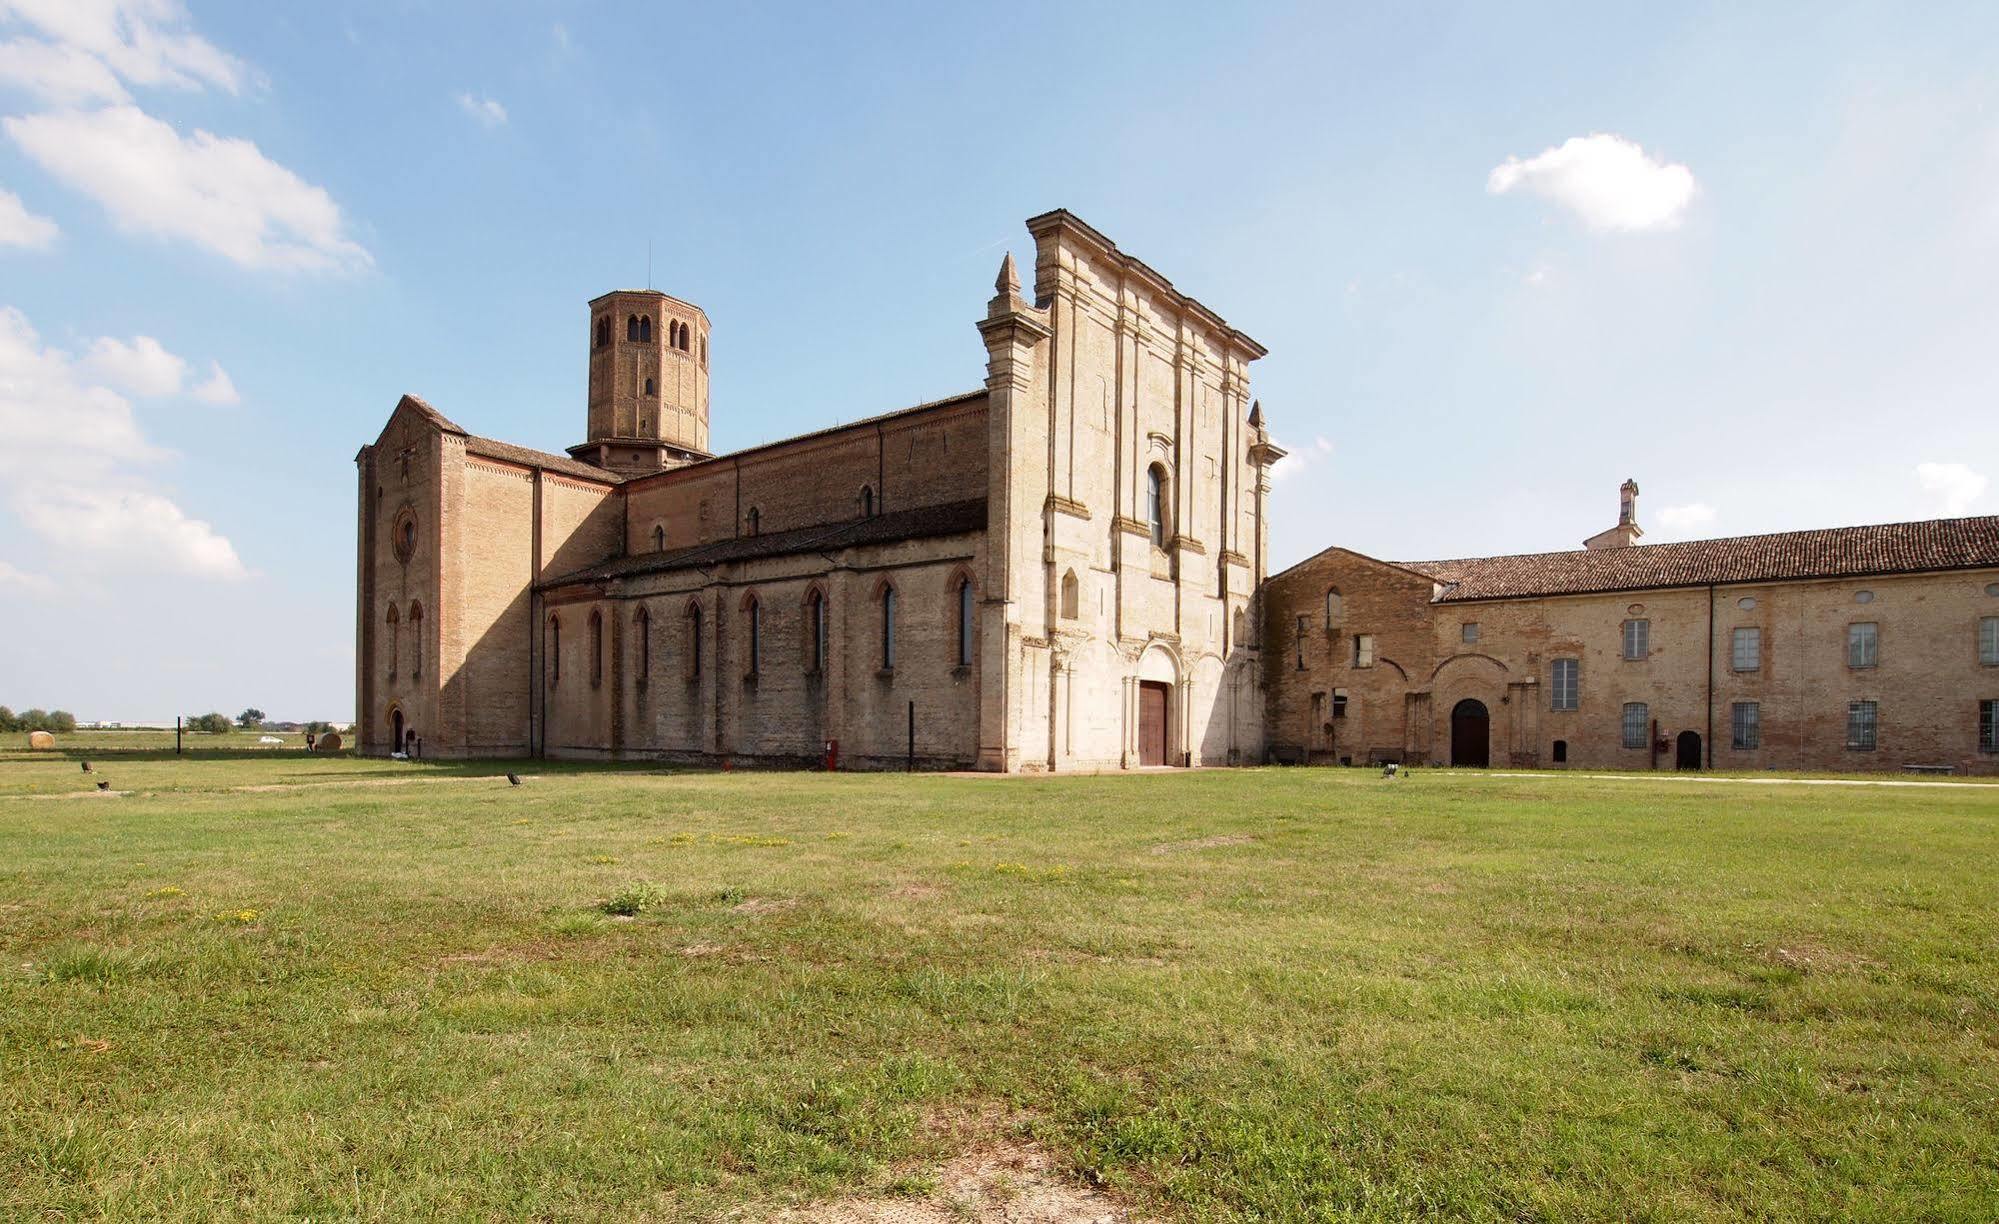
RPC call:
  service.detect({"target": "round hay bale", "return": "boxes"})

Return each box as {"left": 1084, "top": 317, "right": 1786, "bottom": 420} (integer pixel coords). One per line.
{"left": 314, "top": 731, "right": 342, "bottom": 753}
{"left": 26, "top": 730, "right": 55, "bottom": 750}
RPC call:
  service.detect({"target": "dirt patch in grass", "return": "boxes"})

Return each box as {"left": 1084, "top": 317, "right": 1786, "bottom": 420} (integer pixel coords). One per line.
{"left": 772, "top": 1139, "right": 1147, "bottom": 1223}
{"left": 1148, "top": 833, "right": 1252, "bottom": 856}
{"left": 732, "top": 896, "right": 800, "bottom": 916}
{"left": 887, "top": 883, "right": 945, "bottom": 901}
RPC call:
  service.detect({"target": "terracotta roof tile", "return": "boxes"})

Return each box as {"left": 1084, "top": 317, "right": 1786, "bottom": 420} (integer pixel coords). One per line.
{"left": 541, "top": 498, "right": 987, "bottom": 588}
{"left": 463, "top": 435, "right": 621, "bottom": 484}
{"left": 1402, "top": 515, "right": 1999, "bottom": 602}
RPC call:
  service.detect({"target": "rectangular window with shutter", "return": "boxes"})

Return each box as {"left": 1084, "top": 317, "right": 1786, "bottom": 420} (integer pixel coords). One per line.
{"left": 1981, "top": 617, "right": 1999, "bottom": 666}
{"left": 1353, "top": 634, "right": 1375, "bottom": 668}
{"left": 1550, "top": 658, "right": 1578, "bottom": 711}
{"left": 1622, "top": 619, "right": 1649, "bottom": 660}
{"left": 1731, "top": 626, "right": 1760, "bottom": 672}
{"left": 1848, "top": 622, "right": 1878, "bottom": 668}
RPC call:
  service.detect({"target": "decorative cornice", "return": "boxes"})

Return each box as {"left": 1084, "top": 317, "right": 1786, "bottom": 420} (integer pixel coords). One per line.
{"left": 1220, "top": 550, "right": 1250, "bottom": 568}
{"left": 1112, "top": 515, "right": 1152, "bottom": 539}
{"left": 1169, "top": 535, "right": 1207, "bottom": 556}
{"left": 1045, "top": 494, "right": 1092, "bottom": 520}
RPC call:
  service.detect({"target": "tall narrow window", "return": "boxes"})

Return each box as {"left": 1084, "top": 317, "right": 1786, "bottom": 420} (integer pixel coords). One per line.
{"left": 1731, "top": 626, "right": 1761, "bottom": 672}
{"left": 1982, "top": 699, "right": 1999, "bottom": 754}
{"left": 688, "top": 604, "right": 702, "bottom": 678}
{"left": 1324, "top": 588, "right": 1343, "bottom": 629}
{"left": 409, "top": 603, "right": 423, "bottom": 679}
{"left": 881, "top": 586, "right": 897, "bottom": 669}
{"left": 745, "top": 506, "right": 761, "bottom": 536}
{"left": 744, "top": 596, "right": 761, "bottom": 676}
{"left": 957, "top": 577, "right": 975, "bottom": 667}
{"left": 1550, "top": 658, "right": 1579, "bottom": 711}
{"left": 1551, "top": 739, "right": 1568, "bottom": 763}
{"left": 1846, "top": 700, "right": 1878, "bottom": 750}
{"left": 595, "top": 318, "right": 609, "bottom": 348}
{"left": 626, "top": 315, "right": 640, "bottom": 341}
{"left": 644, "top": 377, "right": 655, "bottom": 396}
{"left": 1731, "top": 701, "right": 1760, "bottom": 750}
{"left": 635, "top": 607, "right": 650, "bottom": 681}
{"left": 860, "top": 485, "right": 875, "bottom": 518}
{"left": 1980, "top": 616, "right": 1999, "bottom": 666}
{"left": 652, "top": 524, "right": 665, "bottom": 552}
{"left": 1059, "top": 569, "right": 1078, "bottom": 619}
{"left": 639, "top": 316, "right": 652, "bottom": 342}
{"left": 1621, "top": 702, "right": 1649, "bottom": 749}
{"left": 1848, "top": 622, "right": 1878, "bottom": 668}
{"left": 549, "top": 615, "right": 560, "bottom": 687}
{"left": 589, "top": 609, "right": 603, "bottom": 688}
{"left": 1353, "top": 633, "right": 1375, "bottom": 668}
{"left": 1295, "top": 615, "right": 1310, "bottom": 670}
{"left": 1146, "top": 465, "right": 1166, "bottom": 547}
{"left": 386, "top": 604, "right": 400, "bottom": 679}
{"left": 1622, "top": 618, "right": 1650, "bottom": 660}
{"left": 807, "top": 590, "right": 826, "bottom": 673}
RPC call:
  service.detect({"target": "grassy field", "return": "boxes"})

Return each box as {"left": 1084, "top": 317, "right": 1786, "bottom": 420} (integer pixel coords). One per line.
{"left": 1, "top": 750, "right": 1994, "bottom": 1221}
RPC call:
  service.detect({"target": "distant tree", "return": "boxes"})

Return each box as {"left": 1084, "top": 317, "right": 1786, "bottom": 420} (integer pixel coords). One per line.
{"left": 186, "top": 712, "right": 232, "bottom": 734}
{"left": 238, "top": 708, "right": 267, "bottom": 730}
{"left": 20, "top": 709, "right": 49, "bottom": 732}
{"left": 305, "top": 720, "right": 333, "bottom": 736}
{"left": 0, "top": 706, "right": 14, "bottom": 732}
{"left": 48, "top": 710, "right": 76, "bottom": 733}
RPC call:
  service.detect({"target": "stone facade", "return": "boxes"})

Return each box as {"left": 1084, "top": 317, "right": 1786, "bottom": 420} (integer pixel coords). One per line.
{"left": 355, "top": 211, "right": 1282, "bottom": 768}
{"left": 1262, "top": 486, "right": 1999, "bottom": 776}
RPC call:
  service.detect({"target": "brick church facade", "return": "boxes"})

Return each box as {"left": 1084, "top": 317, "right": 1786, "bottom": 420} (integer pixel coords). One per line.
{"left": 355, "top": 211, "right": 1281, "bottom": 769}
{"left": 357, "top": 211, "right": 1999, "bottom": 774}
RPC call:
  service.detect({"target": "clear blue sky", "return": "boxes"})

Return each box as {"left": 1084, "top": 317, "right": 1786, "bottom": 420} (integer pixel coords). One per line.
{"left": 2, "top": 1, "right": 1996, "bottom": 722}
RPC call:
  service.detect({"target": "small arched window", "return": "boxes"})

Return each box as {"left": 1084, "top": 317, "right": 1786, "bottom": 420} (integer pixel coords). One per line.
{"left": 1146, "top": 465, "right": 1167, "bottom": 547}
{"left": 881, "top": 585, "right": 897, "bottom": 670}
{"left": 652, "top": 524, "right": 665, "bottom": 552}
{"left": 667, "top": 320, "right": 679, "bottom": 349}
{"left": 594, "top": 318, "right": 609, "bottom": 349}
{"left": 635, "top": 606, "right": 651, "bottom": 681}
{"left": 744, "top": 595, "right": 761, "bottom": 676}
{"left": 860, "top": 485, "right": 875, "bottom": 518}
{"left": 679, "top": 325, "right": 691, "bottom": 352}
{"left": 806, "top": 589, "right": 826, "bottom": 673}
{"left": 687, "top": 602, "right": 703, "bottom": 678}
{"left": 588, "top": 609, "right": 604, "bottom": 688}
{"left": 1059, "top": 569, "right": 1079, "bottom": 620}
{"left": 638, "top": 316, "right": 652, "bottom": 342}
{"left": 409, "top": 602, "right": 423, "bottom": 679}
{"left": 385, "top": 604, "right": 400, "bottom": 679}
{"left": 700, "top": 337, "right": 707, "bottom": 365}
{"left": 957, "top": 576, "right": 975, "bottom": 667}
{"left": 1324, "top": 588, "right": 1343, "bottom": 630}
{"left": 626, "top": 315, "right": 640, "bottom": 341}
{"left": 745, "top": 506, "right": 761, "bottom": 536}
{"left": 548, "top": 614, "right": 561, "bottom": 687}
{"left": 644, "top": 377, "right": 655, "bottom": 396}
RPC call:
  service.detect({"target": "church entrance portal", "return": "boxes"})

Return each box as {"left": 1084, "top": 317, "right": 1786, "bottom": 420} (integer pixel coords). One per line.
{"left": 1138, "top": 681, "right": 1170, "bottom": 766}
{"left": 1676, "top": 730, "right": 1703, "bottom": 770}
{"left": 1450, "top": 699, "right": 1490, "bottom": 768}
{"left": 390, "top": 707, "right": 404, "bottom": 757}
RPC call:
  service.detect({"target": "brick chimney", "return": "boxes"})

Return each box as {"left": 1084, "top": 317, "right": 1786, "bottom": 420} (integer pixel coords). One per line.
{"left": 1583, "top": 478, "right": 1643, "bottom": 550}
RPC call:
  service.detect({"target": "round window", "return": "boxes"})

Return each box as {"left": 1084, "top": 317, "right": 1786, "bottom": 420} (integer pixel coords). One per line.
{"left": 1737, "top": 596, "right": 1756, "bottom": 611}
{"left": 392, "top": 510, "right": 418, "bottom": 563}
{"left": 1986, "top": 582, "right": 1999, "bottom": 597}
{"left": 1854, "top": 590, "right": 1874, "bottom": 604}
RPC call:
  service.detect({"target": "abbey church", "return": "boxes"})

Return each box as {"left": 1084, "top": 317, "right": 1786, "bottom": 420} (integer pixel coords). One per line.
{"left": 358, "top": 210, "right": 1999, "bottom": 774}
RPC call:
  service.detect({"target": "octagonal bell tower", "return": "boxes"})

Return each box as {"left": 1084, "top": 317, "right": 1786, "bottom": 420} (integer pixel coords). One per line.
{"left": 570, "top": 290, "right": 711, "bottom": 475}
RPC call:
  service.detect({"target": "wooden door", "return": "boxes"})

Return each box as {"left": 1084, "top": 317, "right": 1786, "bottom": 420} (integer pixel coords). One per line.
{"left": 1138, "top": 681, "right": 1169, "bottom": 766}
{"left": 1449, "top": 699, "right": 1489, "bottom": 767}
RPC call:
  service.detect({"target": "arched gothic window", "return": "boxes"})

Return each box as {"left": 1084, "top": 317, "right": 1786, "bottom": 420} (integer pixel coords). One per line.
{"left": 644, "top": 377, "right": 655, "bottom": 396}
{"left": 385, "top": 604, "right": 400, "bottom": 679}
{"left": 652, "top": 524, "right": 665, "bottom": 552}
{"left": 635, "top": 606, "right": 651, "bottom": 681}
{"left": 957, "top": 576, "right": 975, "bottom": 667}
{"left": 744, "top": 595, "right": 761, "bottom": 676}
{"left": 638, "top": 316, "right": 652, "bottom": 342}
{"left": 594, "top": 318, "right": 609, "bottom": 349}
{"left": 1146, "top": 464, "right": 1167, "bottom": 547}
{"left": 588, "top": 609, "right": 603, "bottom": 688}
{"left": 409, "top": 602, "right": 424, "bottom": 679}
{"left": 745, "top": 506, "right": 761, "bottom": 536}
{"left": 860, "top": 485, "right": 875, "bottom": 518}
{"left": 1059, "top": 569, "right": 1079, "bottom": 620}
{"left": 880, "top": 585, "right": 897, "bottom": 669}
{"left": 626, "top": 315, "right": 640, "bottom": 341}
{"left": 679, "top": 325, "right": 691, "bottom": 352}
{"left": 806, "top": 589, "right": 826, "bottom": 673}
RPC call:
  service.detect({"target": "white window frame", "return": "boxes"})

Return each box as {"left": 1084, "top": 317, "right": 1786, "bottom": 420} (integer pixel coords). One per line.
{"left": 1353, "top": 633, "right": 1375, "bottom": 668}
{"left": 1731, "top": 626, "right": 1761, "bottom": 672}
{"left": 1848, "top": 622, "right": 1879, "bottom": 669}
{"left": 1550, "top": 658, "right": 1579, "bottom": 711}
{"left": 1622, "top": 618, "right": 1649, "bottom": 661}
{"left": 1980, "top": 616, "right": 1999, "bottom": 667}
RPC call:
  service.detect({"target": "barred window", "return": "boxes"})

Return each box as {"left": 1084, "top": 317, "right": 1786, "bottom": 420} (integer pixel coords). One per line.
{"left": 1982, "top": 700, "right": 1998, "bottom": 754}
{"left": 1550, "top": 658, "right": 1578, "bottom": 711}
{"left": 1731, "top": 701, "right": 1760, "bottom": 750}
{"left": 1980, "top": 617, "right": 1999, "bottom": 666}
{"left": 1621, "top": 702, "right": 1649, "bottom": 749}
{"left": 1848, "top": 622, "right": 1878, "bottom": 669}
{"left": 1622, "top": 618, "right": 1649, "bottom": 660}
{"left": 1732, "top": 626, "right": 1761, "bottom": 672}
{"left": 1846, "top": 700, "right": 1878, "bottom": 750}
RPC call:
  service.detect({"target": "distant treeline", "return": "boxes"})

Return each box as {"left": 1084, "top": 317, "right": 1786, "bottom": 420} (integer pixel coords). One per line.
{"left": 0, "top": 708, "right": 78, "bottom": 733}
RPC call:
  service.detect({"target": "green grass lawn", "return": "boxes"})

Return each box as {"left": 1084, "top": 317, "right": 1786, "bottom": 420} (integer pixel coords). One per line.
{"left": 2, "top": 752, "right": 1994, "bottom": 1221}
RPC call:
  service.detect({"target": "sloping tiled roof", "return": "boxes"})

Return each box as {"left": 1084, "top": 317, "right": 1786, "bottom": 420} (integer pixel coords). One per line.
{"left": 542, "top": 498, "right": 987, "bottom": 589}
{"left": 464, "top": 435, "right": 622, "bottom": 484}
{"left": 1402, "top": 515, "right": 1999, "bottom": 603}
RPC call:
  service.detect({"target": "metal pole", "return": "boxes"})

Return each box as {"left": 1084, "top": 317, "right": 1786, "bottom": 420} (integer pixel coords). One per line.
{"left": 906, "top": 701, "right": 915, "bottom": 773}
{"left": 176, "top": 715, "right": 182, "bottom": 755}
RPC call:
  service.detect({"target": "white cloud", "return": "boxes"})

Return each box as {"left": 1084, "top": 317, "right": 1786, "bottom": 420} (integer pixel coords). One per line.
{"left": 0, "top": 184, "right": 56, "bottom": 247}
{"left": 190, "top": 360, "right": 238, "bottom": 405}
{"left": 0, "top": 305, "right": 245, "bottom": 580}
{"left": 455, "top": 91, "right": 506, "bottom": 128}
{"left": 1655, "top": 502, "right": 1717, "bottom": 535}
{"left": 1488, "top": 133, "right": 1697, "bottom": 233}
{"left": 1915, "top": 462, "right": 1988, "bottom": 515}
{"left": 1271, "top": 435, "right": 1333, "bottom": 485}
{"left": 0, "top": 559, "right": 56, "bottom": 595}
{"left": 16, "top": 486, "right": 244, "bottom": 579}
{"left": 0, "top": 0, "right": 247, "bottom": 97}
{"left": 84, "top": 333, "right": 185, "bottom": 396}
{"left": 0, "top": 36, "right": 130, "bottom": 104}
{"left": 5, "top": 105, "right": 371, "bottom": 273}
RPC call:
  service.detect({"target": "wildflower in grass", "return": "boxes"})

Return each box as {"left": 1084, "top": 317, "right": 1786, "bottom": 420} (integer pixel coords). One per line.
{"left": 993, "top": 862, "right": 1070, "bottom": 881}
{"left": 146, "top": 885, "right": 184, "bottom": 898}
{"left": 824, "top": 832, "right": 849, "bottom": 841}
{"left": 217, "top": 908, "right": 260, "bottom": 925}
{"left": 668, "top": 832, "right": 696, "bottom": 845}
{"left": 599, "top": 882, "right": 665, "bottom": 916}
{"left": 589, "top": 855, "right": 619, "bottom": 864}
{"left": 707, "top": 834, "right": 791, "bottom": 848}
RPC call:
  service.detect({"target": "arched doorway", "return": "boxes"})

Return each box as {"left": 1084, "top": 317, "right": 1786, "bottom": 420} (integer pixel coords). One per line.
{"left": 1450, "top": 699, "right": 1490, "bottom": 767}
{"left": 1676, "top": 730, "right": 1702, "bottom": 770}
{"left": 390, "top": 707, "right": 404, "bottom": 757}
